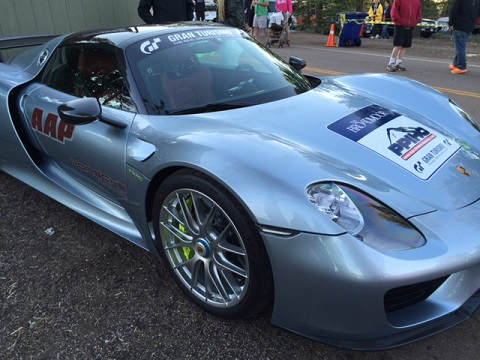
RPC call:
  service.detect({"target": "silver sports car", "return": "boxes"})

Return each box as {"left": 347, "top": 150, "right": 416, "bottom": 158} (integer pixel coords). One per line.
{"left": 2, "top": 24, "right": 480, "bottom": 350}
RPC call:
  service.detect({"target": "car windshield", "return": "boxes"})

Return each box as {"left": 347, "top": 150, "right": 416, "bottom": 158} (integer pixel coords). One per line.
{"left": 126, "top": 28, "right": 312, "bottom": 115}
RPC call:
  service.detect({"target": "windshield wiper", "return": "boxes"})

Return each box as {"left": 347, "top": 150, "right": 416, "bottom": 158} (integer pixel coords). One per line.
{"left": 168, "top": 102, "right": 252, "bottom": 115}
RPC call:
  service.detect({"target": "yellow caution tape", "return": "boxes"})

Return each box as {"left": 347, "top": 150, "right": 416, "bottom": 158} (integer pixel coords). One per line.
{"left": 364, "top": 21, "right": 439, "bottom": 27}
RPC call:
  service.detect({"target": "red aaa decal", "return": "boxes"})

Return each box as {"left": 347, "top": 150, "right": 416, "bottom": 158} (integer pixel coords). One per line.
{"left": 32, "top": 108, "right": 75, "bottom": 143}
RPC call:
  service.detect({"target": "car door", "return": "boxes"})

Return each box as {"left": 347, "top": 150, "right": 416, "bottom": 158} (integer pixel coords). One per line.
{"left": 18, "top": 43, "right": 137, "bottom": 204}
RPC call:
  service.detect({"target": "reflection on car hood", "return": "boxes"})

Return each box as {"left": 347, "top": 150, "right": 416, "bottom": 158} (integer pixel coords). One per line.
{"left": 195, "top": 80, "right": 480, "bottom": 214}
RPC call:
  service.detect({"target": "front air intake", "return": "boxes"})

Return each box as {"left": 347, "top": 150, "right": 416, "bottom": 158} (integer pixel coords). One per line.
{"left": 384, "top": 276, "right": 449, "bottom": 313}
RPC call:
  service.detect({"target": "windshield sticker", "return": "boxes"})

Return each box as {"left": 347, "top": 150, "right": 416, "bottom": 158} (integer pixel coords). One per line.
{"left": 140, "top": 37, "right": 162, "bottom": 55}
{"left": 138, "top": 29, "right": 237, "bottom": 55}
{"left": 328, "top": 105, "right": 460, "bottom": 180}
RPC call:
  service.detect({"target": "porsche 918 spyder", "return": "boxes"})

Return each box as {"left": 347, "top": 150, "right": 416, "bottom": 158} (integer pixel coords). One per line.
{"left": 1, "top": 24, "right": 480, "bottom": 350}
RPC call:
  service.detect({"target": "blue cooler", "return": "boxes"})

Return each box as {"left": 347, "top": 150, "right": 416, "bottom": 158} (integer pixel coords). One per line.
{"left": 338, "top": 12, "right": 368, "bottom": 47}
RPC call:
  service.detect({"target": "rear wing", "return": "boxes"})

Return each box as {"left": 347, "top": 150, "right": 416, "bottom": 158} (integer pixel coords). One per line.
{"left": 0, "top": 34, "right": 58, "bottom": 62}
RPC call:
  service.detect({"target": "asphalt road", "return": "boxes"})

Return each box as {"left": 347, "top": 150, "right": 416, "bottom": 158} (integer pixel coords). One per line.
{"left": 272, "top": 32, "right": 480, "bottom": 119}
{"left": 2, "top": 34, "right": 480, "bottom": 359}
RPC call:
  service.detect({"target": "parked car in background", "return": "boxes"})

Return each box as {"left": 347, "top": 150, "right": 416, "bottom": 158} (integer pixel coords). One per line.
{"left": 419, "top": 18, "right": 441, "bottom": 38}
{"left": 194, "top": 0, "right": 217, "bottom": 21}
{"left": 437, "top": 17, "right": 450, "bottom": 32}
{"left": 363, "top": 18, "right": 441, "bottom": 38}
{"left": 205, "top": 0, "right": 217, "bottom": 21}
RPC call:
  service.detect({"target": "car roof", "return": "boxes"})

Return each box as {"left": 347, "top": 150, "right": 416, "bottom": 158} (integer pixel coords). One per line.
{"left": 62, "top": 23, "right": 228, "bottom": 49}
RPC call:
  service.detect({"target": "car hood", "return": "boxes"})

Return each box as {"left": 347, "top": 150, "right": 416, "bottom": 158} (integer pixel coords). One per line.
{"left": 190, "top": 79, "right": 480, "bottom": 216}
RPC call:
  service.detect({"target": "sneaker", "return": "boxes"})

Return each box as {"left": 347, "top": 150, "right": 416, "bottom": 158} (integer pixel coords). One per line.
{"left": 449, "top": 64, "right": 455, "bottom": 70}
{"left": 375, "top": 34, "right": 381, "bottom": 39}
{"left": 451, "top": 67, "right": 467, "bottom": 74}
{"left": 395, "top": 64, "right": 406, "bottom": 71}
{"left": 386, "top": 64, "right": 396, "bottom": 72}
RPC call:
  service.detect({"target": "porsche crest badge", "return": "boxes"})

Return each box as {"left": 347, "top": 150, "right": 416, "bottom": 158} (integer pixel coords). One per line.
{"left": 456, "top": 165, "right": 471, "bottom": 177}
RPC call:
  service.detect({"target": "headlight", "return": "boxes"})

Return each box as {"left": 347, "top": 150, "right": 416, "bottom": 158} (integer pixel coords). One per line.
{"left": 450, "top": 100, "right": 480, "bottom": 132}
{"left": 306, "top": 183, "right": 425, "bottom": 251}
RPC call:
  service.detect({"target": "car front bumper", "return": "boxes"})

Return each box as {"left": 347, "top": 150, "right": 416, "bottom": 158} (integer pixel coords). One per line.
{"left": 261, "top": 198, "right": 480, "bottom": 350}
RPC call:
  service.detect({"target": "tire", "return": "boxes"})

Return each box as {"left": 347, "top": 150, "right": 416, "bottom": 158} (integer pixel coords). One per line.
{"left": 152, "top": 170, "right": 273, "bottom": 319}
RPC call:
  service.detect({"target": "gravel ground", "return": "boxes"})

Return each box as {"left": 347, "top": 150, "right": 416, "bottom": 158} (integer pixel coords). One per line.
{"left": 3, "top": 172, "right": 480, "bottom": 360}
{"left": 2, "top": 32, "right": 480, "bottom": 360}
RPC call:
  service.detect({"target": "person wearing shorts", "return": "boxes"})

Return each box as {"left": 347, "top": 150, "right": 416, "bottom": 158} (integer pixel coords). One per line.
{"left": 386, "top": 0, "right": 421, "bottom": 72}
{"left": 252, "top": 0, "right": 269, "bottom": 41}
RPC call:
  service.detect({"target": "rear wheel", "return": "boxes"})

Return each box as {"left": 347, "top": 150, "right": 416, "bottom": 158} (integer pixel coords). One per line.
{"left": 152, "top": 170, "right": 273, "bottom": 318}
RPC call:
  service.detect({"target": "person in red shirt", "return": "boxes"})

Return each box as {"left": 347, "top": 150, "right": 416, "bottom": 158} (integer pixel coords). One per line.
{"left": 386, "top": 0, "right": 422, "bottom": 72}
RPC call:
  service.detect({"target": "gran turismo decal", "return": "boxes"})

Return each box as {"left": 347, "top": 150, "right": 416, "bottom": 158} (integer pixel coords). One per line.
{"left": 166, "top": 29, "right": 234, "bottom": 45}
{"left": 328, "top": 105, "right": 460, "bottom": 180}
{"left": 31, "top": 108, "right": 75, "bottom": 143}
{"left": 140, "top": 37, "right": 162, "bottom": 55}
{"left": 137, "top": 29, "right": 237, "bottom": 56}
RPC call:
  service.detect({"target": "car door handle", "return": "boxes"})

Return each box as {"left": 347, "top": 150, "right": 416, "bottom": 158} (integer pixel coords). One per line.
{"left": 128, "top": 137, "right": 156, "bottom": 162}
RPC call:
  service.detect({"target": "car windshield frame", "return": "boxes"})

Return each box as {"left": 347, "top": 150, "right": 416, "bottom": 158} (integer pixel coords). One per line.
{"left": 125, "top": 28, "right": 313, "bottom": 115}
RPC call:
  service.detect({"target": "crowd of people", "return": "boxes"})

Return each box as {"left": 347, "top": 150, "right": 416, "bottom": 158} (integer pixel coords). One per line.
{"left": 136, "top": 0, "right": 479, "bottom": 75}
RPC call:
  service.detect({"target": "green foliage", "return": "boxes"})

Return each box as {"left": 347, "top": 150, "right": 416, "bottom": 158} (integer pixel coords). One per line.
{"left": 294, "top": 0, "right": 452, "bottom": 33}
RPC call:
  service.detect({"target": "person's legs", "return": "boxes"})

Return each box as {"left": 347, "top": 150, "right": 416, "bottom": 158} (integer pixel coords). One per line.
{"left": 284, "top": 12, "right": 290, "bottom": 42}
{"left": 253, "top": 14, "right": 259, "bottom": 40}
{"left": 381, "top": 24, "right": 389, "bottom": 39}
{"left": 453, "top": 30, "right": 469, "bottom": 70}
{"left": 387, "top": 26, "right": 404, "bottom": 71}
{"left": 387, "top": 47, "right": 400, "bottom": 71}
{"left": 257, "top": 16, "right": 268, "bottom": 41}
{"left": 394, "top": 27, "right": 411, "bottom": 70}
{"left": 199, "top": 2, "right": 205, "bottom": 21}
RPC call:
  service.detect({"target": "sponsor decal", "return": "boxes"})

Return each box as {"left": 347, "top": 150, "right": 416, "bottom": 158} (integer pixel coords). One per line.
{"left": 140, "top": 37, "right": 162, "bottom": 55}
{"left": 127, "top": 167, "right": 143, "bottom": 182}
{"left": 387, "top": 127, "right": 435, "bottom": 160}
{"left": 71, "top": 159, "right": 127, "bottom": 194}
{"left": 31, "top": 108, "right": 75, "bottom": 143}
{"left": 328, "top": 105, "right": 460, "bottom": 180}
{"left": 167, "top": 29, "right": 234, "bottom": 45}
{"left": 138, "top": 29, "right": 236, "bottom": 55}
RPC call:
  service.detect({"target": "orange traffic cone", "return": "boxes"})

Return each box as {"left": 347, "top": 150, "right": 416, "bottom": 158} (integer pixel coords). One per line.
{"left": 326, "top": 24, "right": 336, "bottom": 47}
{"left": 359, "top": 23, "right": 364, "bottom": 37}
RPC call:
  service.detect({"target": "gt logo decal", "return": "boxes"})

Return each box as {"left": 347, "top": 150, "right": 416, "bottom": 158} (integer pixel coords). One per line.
{"left": 31, "top": 108, "right": 75, "bottom": 143}
{"left": 140, "top": 37, "right": 161, "bottom": 55}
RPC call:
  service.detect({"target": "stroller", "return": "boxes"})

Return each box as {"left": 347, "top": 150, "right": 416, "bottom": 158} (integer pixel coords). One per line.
{"left": 266, "top": 12, "right": 290, "bottom": 48}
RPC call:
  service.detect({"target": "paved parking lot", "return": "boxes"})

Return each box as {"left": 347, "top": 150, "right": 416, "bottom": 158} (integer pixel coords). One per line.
{"left": 2, "top": 32, "right": 480, "bottom": 359}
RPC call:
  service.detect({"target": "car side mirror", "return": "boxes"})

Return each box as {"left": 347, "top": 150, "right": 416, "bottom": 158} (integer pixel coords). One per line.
{"left": 58, "top": 97, "right": 101, "bottom": 125}
{"left": 289, "top": 56, "right": 306, "bottom": 72}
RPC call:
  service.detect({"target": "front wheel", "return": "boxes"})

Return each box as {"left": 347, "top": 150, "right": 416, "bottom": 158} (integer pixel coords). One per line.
{"left": 152, "top": 170, "right": 273, "bottom": 318}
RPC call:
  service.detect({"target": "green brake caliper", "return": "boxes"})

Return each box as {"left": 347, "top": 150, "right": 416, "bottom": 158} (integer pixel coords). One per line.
{"left": 179, "top": 198, "right": 194, "bottom": 261}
